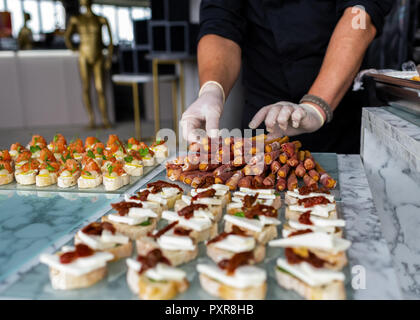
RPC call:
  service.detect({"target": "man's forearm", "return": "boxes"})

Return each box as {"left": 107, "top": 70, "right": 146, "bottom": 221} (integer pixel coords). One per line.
{"left": 198, "top": 34, "right": 242, "bottom": 97}
{"left": 308, "top": 7, "right": 377, "bottom": 110}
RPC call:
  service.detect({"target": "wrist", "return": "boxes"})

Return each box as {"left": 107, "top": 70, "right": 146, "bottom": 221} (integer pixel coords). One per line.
{"left": 199, "top": 81, "right": 226, "bottom": 104}
{"left": 300, "top": 94, "right": 333, "bottom": 123}
{"left": 300, "top": 103, "right": 326, "bottom": 127}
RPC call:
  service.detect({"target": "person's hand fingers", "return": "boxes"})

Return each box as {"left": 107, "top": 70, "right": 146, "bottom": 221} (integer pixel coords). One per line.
{"left": 276, "top": 105, "right": 295, "bottom": 131}
{"left": 249, "top": 106, "right": 271, "bottom": 129}
{"left": 205, "top": 114, "right": 220, "bottom": 138}
{"left": 180, "top": 116, "right": 202, "bottom": 143}
{"left": 291, "top": 107, "right": 307, "bottom": 128}
{"left": 265, "top": 107, "right": 281, "bottom": 132}
{"left": 267, "top": 127, "right": 285, "bottom": 141}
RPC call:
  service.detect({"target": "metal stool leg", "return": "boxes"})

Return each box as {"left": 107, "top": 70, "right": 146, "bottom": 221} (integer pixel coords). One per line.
{"left": 172, "top": 79, "right": 179, "bottom": 141}
{"left": 152, "top": 59, "right": 160, "bottom": 136}
{"left": 132, "top": 82, "right": 141, "bottom": 140}
{"left": 179, "top": 61, "right": 186, "bottom": 114}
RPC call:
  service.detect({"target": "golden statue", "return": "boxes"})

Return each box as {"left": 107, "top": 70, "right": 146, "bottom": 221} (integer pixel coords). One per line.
{"left": 17, "top": 13, "right": 33, "bottom": 50}
{"left": 64, "top": 0, "right": 114, "bottom": 129}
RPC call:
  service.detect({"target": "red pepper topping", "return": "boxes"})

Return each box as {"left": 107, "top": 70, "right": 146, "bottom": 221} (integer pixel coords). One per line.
{"left": 111, "top": 201, "right": 143, "bottom": 216}
{"left": 192, "top": 188, "right": 216, "bottom": 201}
{"left": 149, "top": 221, "right": 178, "bottom": 239}
{"left": 297, "top": 196, "right": 331, "bottom": 208}
{"left": 177, "top": 204, "right": 208, "bottom": 219}
{"left": 207, "top": 226, "right": 246, "bottom": 245}
{"left": 147, "top": 180, "right": 183, "bottom": 194}
{"left": 130, "top": 190, "right": 151, "bottom": 202}
{"left": 243, "top": 193, "right": 259, "bottom": 208}
{"left": 81, "top": 222, "right": 116, "bottom": 236}
{"left": 59, "top": 244, "right": 94, "bottom": 264}
{"left": 285, "top": 248, "right": 326, "bottom": 268}
{"left": 288, "top": 229, "right": 313, "bottom": 238}
{"left": 137, "top": 249, "right": 171, "bottom": 274}
{"left": 173, "top": 227, "right": 192, "bottom": 236}
{"left": 243, "top": 203, "right": 277, "bottom": 219}
{"left": 298, "top": 211, "right": 313, "bottom": 225}
{"left": 218, "top": 251, "right": 254, "bottom": 275}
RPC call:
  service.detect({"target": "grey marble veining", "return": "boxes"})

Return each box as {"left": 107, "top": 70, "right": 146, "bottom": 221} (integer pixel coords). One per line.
{"left": 338, "top": 155, "right": 402, "bottom": 299}
{"left": 362, "top": 125, "right": 420, "bottom": 299}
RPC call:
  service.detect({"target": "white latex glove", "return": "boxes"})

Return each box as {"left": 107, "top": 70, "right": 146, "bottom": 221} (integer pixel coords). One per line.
{"left": 248, "top": 101, "right": 326, "bottom": 138}
{"left": 180, "top": 81, "right": 225, "bottom": 142}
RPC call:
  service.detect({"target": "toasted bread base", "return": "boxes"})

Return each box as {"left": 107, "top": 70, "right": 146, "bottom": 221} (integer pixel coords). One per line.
{"left": 15, "top": 172, "right": 36, "bottom": 185}
{"left": 136, "top": 237, "right": 198, "bottom": 266}
{"left": 36, "top": 173, "right": 58, "bottom": 187}
{"left": 49, "top": 266, "right": 107, "bottom": 290}
{"left": 142, "top": 157, "right": 155, "bottom": 167}
{"left": 190, "top": 223, "right": 218, "bottom": 243}
{"left": 224, "top": 221, "right": 277, "bottom": 245}
{"left": 127, "top": 268, "right": 189, "bottom": 300}
{"left": 103, "top": 175, "right": 129, "bottom": 191}
{"left": 74, "top": 234, "right": 133, "bottom": 262}
{"left": 57, "top": 175, "right": 77, "bottom": 188}
{"left": 174, "top": 199, "right": 222, "bottom": 222}
{"left": 199, "top": 273, "right": 266, "bottom": 300}
{"left": 285, "top": 207, "right": 338, "bottom": 220}
{"left": 0, "top": 173, "right": 13, "bottom": 185}
{"left": 78, "top": 176, "right": 103, "bottom": 189}
{"left": 102, "top": 216, "right": 157, "bottom": 240}
{"left": 275, "top": 268, "right": 346, "bottom": 300}
{"left": 206, "top": 243, "right": 266, "bottom": 264}
{"left": 123, "top": 164, "right": 144, "bottom": 177}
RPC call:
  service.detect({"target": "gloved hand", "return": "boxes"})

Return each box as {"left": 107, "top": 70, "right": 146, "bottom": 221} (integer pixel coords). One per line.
{"left": 180, "top": 81, "right": 225, "bottom": 142}
{"left": 248, "top": 101, "right": 326, "bottom": 139}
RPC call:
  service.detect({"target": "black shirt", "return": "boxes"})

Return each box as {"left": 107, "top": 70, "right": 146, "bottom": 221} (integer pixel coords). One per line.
{"left": 198, "top": 0, "right": 394, "bottom": 153}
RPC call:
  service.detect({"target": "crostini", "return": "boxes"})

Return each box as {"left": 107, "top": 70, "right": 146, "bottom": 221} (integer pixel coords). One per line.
{"left": 197, "top": 260, "right": 267, "bottom": 300}
{"left": 74, "top": 221, "right": 132, "bottom": 261}
{"left": 15, "top": 159, "right": 40, "bottom": 185}
{"left": 206, "top": 226, "right": 265, "bottom": 264}
{"left": 224, "top": 203, "right": 281, "bottom": 244}
{"left": 175, "top": 189, "right": 224, "bottom": 222}
{"left": 162, "top": 204, "right": 217, "bottom": 243}
{"left": 102, "top": 200, "right": 158, "bottom": 240}
{"left": 138, "top": 143, "right": 155, "bottom": 166}
{"left": 103, "top": 160, "right": 129, "bottom": 191}
{"left": 275, "top": 258, "right": 346, "bottom": 300}
{"left": 227, "top": 187, "right": 282, "bottom": 214}
{"left": 285, "top": 185, "right": 335, "bottom": 206}
{"left": 269, "top": 230, "right": 351, "bottom": 271}
{"left": 150, "top": 138, "right": 169, "bottom": 162}
{"left": 39, "top": 244, "right": 114, "bottom": 290}
{"left": 9, "top": 142, "right": 26, "bottom": 161}
{"left": 15, "top": 150, "right": 32, "bottom": 170}
{"left": 139, "top": 180, "right": 184, "bottom": 210}
{"left": 47, "top": 134, "right": 67, "bottom": 160}
{"left": 58, "top": 159, "right": 81, "bottom": 188}
{"left": 286, "top": 195, "right": 337, "bottom": 220}
{"left": 68, "top": 138, "right": 85, "bottom": 162}
{"left": 27, "top": 135, "right": 47, "bottom": 158}
{"left": 0, "top": 160, "right": 14, "bottom": 185}
{"left": 36, "top": 161, "right": 60, "bottom": 187}
{"left": 126, "top": 249, "right": 189, "bottom": 300}
{"left": 136, "top": 221, "right": 198, "bottom": 266}
{"left": 123, "top": 150, "right": 144, "bottom": 176}
{"left": 124, "top": 191, "right": 163, "bottom": 216}
{"left": 78, "top": 158, "right": 102, "bottom": 189}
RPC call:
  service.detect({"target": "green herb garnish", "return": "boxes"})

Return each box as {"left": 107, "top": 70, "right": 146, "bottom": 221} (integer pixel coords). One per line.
{"left": 127, "top": 143, "right": 132, "bottom": 149}
{"left": 83, "top": 170, "right": 92, "bottom": 176}
{"left": 17, "top": 145, "right": 22, "bottom": 152}
{"left": 53, "top": 135, "right": 58, "bottom": 142}
{"left": 96, "top": 147, "right": 103, "bottom": 154}
{"left": 71, "top": 167, "right": 78, "bottom": 174}
{"left": 30, "top": 146, "right": 41, "bottom": 154}
{"left": 102, "top": 155, "right": 107, "bottom": 160}
{"left": 46, "top": 164, "right": 56, "bottom": 172}
{"left": 137, "top": 218, "right": 151, "bottom": 226}
{"left": 277, "top": 266, "right": 294, "bottom": 277}
{"left": 0, "top": 165, "right": 4, "bottom": 171}
{"left": 234, "top": 212, "right": 245, "bottom": 218}
{"left": 124, "top": 156, "right": 133, "bottom": 163}
{"left": 139, "top": 148, "right": 149, "bottom": 157}
{"left": 107, "top": 165, "right": 113, "bottom": 176}
{"left": 87, "top": 150, "right": 95, "bottom": 159}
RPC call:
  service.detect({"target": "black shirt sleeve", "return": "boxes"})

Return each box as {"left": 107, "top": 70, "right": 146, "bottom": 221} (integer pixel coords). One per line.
{"left": 198, "top": 0, "right": 246, "bottom": 47}
{"left": 337, "top": 1, "right": 394, "bottom": 37}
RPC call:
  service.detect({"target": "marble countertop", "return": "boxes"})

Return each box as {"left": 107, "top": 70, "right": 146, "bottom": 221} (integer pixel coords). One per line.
{"left": 362, "top": 107, "right": 420, "bottom": 299}
{"left": 0, "top": 155, "right": 401, "bottom": 299}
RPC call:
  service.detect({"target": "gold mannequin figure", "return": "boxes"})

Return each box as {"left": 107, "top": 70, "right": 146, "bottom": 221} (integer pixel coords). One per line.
{"left": 18, "top": 13, "right": 33, "bottom": 50}
{"left": 64, "top": 0, "right": 114, "bottom": 129}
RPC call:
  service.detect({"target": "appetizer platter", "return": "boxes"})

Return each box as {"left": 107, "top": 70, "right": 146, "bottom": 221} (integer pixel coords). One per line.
{"left": 1, "top": 138, "right": 354, "bottom": 300}
{"left": 0, "top": 134, "right": 169, "bottom": 194}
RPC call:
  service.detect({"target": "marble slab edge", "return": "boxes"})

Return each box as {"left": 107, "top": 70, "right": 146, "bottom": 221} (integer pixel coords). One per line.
{"left": 362, "top": 108, "right": 420, "bottom": 160}
{"left": 338, "top": 155, "right": 403, "bottom": 299}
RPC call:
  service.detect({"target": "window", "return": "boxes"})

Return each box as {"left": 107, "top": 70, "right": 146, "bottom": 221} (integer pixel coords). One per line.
{"left": 6, "top": 0, "right": 23, "bottom": 37}
{"left": 132, "top": 7, "right": 151, "bottom": 20}
{"left": 92, "top": 4, "right": 102, "bottom": 15}
{"left": 0, "top": 1, "right": 4, "bottom": 11}
{"left": 102, "top": 5, "right": 117, "bottom": 45}
{"left": 117, "top": 7, "right": 132, "bottom": 42}
{"left": 40, "top": 0, "right": 55, "bottom": 33}
{"left": 55, "top": 1, "right": 65, "bottom": 30}
{"left": 22, "top": 0, "right": 41, "bottom": 37}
